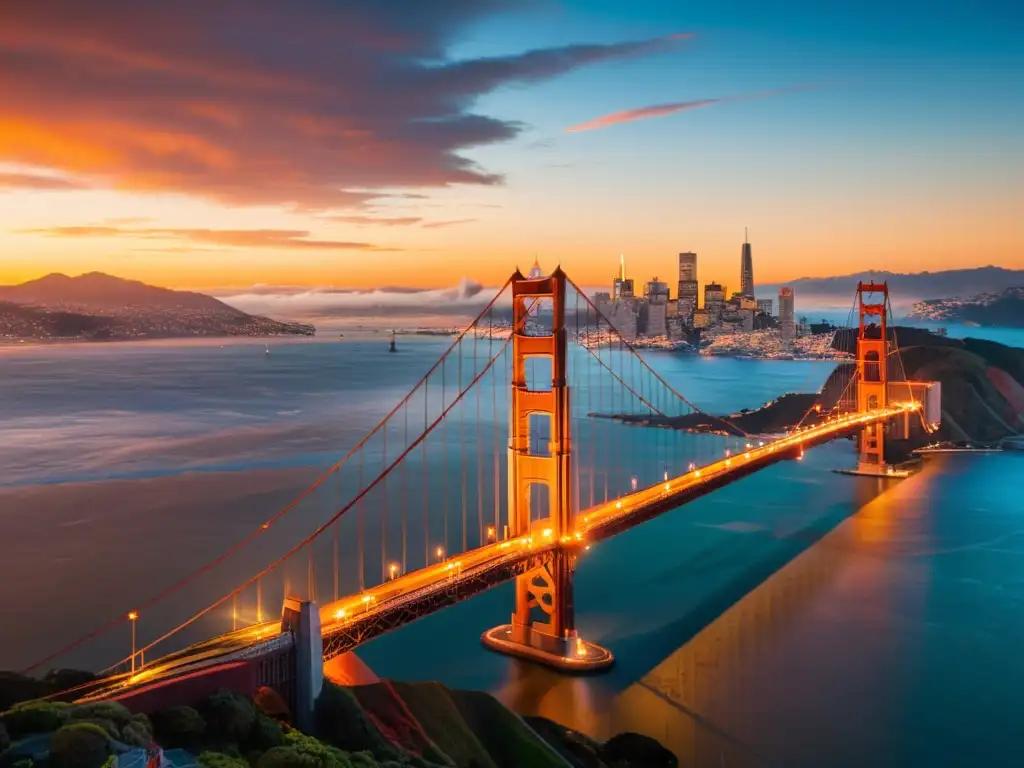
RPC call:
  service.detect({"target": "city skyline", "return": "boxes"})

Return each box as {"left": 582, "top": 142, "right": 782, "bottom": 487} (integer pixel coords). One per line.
{"left": 0, "top": 1, "right": 1021, "bottom": 290}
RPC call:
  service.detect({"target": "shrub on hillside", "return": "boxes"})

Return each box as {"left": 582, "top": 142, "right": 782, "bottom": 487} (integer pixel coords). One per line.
{"left": 313, "top": 682, "right": 400, "bottom": 761}
{"left": 68, "top": 702, "right": 134, "bottom": 729}
{"left": 254, "top": 686, "right": 292, "bottom": 724}
{"left": 201, "top": 690, "right": 256, "bottom": 745}
{"left": 247, "top": 712, "right": 285, "bottom": 752}
{"left": 151, "top": 705, "right": 206, "bottom": 751}
{"left": 346, "top": 752, "right": 378, "bottom": 768}
{"left": 121, "top": 720, "right": 153, "bottom": 748}
{"left": 600, "top": 732, "right": 677, "bottom": 768}
{"left": 49, "top": 722, "right": 110, "bottom": 768}
{"left": 71, "top": 717, "right": 120, "bottom": 740}
{"left": 198, "top": 752, "right": 250, "bottom": 768}
{"left": 1, "top": 700, "right": 70, "bottom": 738}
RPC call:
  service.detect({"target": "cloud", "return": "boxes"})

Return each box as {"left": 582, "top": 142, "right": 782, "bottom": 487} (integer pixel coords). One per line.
{"left": 0, "top": 171, "right": 89, "bottom": 190}
{"left": 421, "top": 218, "right": 476, "bottom": 229}
{"left": 565, "top": 84, "right": 818, "bottom": 133}
{"left": 0, "top": 2, "right": 691, "bottom": 210}
{"left": 215, "top": 279, "right": 499, "bottom": 318}
{"left": 328, "top": 215, "right": 424, "bottom": 227}
{"left": 19, "top": 225, "right": 391, "bottom": 251}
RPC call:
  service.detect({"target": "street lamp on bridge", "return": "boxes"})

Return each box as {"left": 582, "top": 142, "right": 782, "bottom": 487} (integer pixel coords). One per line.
{"left": 127, "top": 611, "right": 138, "bottom": 675}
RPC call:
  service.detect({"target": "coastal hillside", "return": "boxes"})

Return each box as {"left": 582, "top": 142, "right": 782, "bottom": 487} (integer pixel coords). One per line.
{"left": 0, "top": 673, "right": 675, "bottom": 768}
{"left": 603, "top": 329, "right": 1023, "bottom": 449}
{"left": 821, "top": 329, "right": 1024, "bottom": 444}
{"left": 0, "top": 272, "right": 315, "bottom": 340}
{"left": 907, "top": 287, "right": 1024, "bottom": 327}
{"left": 758, "top": 266, "right": 1024, "bottom": 300}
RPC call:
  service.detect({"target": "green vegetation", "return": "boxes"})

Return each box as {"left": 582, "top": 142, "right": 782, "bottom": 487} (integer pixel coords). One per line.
{"left": 199, "top": 752, "right": 250, "bottom": 768}
{"left": 1, "top": 701, "right": 70, "bottom": 739}
{"left": 389, "top": 682, "right": 496, "bottom": 768}
{"left": 1, "top": 676, "right": 676, "bottom": 768}
{"left": 49, "top": 723, "right": 110, "bottom": 768}
{"left": 447, "top": 690, "right": 562, "bottom": 768}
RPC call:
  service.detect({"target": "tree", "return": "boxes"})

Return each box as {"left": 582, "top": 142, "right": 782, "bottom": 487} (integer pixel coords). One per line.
{"left": 49, "top": 723, "right": 111, "bottom": 768}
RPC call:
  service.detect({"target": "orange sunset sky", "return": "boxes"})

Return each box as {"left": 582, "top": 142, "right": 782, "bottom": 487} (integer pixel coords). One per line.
{"left": 0, "top": 2, "right": 1020, "bottom": 291}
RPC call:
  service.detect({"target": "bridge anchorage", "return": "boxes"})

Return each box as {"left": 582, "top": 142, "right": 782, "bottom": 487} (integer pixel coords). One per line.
{"left": 480, "top": 268, "right": 613, "bottom": 671}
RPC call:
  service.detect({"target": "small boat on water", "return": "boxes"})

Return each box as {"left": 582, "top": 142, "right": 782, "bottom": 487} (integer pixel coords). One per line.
{"left": 389, "top": 330, "right": 397, "bottom": 353}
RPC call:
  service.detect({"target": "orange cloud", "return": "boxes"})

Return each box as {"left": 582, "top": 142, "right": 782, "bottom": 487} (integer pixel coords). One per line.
{"left": 421, "top": 219, "right": 476, "bottom": 229}
{"left": 328, "top": 215, "right": 424, "bottom": 227}
{"left": 565, "top": 84, "right": 819, "bottom": 133}
{"left": 0, "top": 2, "right": 691, "bottom": 208}
{"left": 19, "top": 225, "right": 393, "bottom": 251}
{"left": 0, "top": 170, "right": 89, "bottom": 190}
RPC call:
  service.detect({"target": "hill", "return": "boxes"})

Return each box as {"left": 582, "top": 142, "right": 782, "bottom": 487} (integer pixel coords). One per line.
{"left": 0, "top": 272, "right": 237, "bottom": 314}
{"left": 0, "top": 273, "right": 315, "bottom": 340}
{"left": 907, "top": 287, "right": 1024, "bottom": 327}
{"left": 758, "top": 266, "right": 1024, "bottom": 300}
{"left": 0, "top": 676, "right": 676, "bottom": 768}
{"left": 607, "top": 328, "right": 1023, "bottom": 450}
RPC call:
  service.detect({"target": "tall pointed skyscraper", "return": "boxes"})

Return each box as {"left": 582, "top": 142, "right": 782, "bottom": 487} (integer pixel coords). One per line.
{"left": 740, "top": 228, "right": 755, "bottom": 298}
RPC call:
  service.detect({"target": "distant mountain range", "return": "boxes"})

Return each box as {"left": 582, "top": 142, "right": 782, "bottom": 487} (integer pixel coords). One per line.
{"left": 758, "top": 266, "right": 1024, "bottom": 300}
{"left": 907, "top": 287, "right": 1024, "bottom": 328}
{"left": 0, "top": 271, "right": 240, "bottom": 313}
{"left": 0, "top": 272, "right": 315, "bottom": 341}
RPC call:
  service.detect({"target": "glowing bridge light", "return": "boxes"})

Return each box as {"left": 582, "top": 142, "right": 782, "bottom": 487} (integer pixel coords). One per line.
{"left": 576, "top": 637, "right": 587, "bottom": 657}
{"left": 362, "top": 595, "right": 374, "bottom": 603}
{"left": 575, "top": 532, "right": 582, "bottom": 541}
{"left": 725, "top": 459, "right": 732, "bottom": 466}
{"left": 664, "top": 482, "right": 670, "bottom": 491}
{"left": 688, "top": 462, "right": 696, "bottom": 472}
{"left": 389, "top": 563, "right": 399, "bottom": 579}
{"left": 744, "top": 452, "right": 751, "bottom": 460}
{"left": 435, "top": 546, "right": 445, "bottom": 561}
{"left": 486, "top": 526, "right": 496, "bottom": 541}
{"left": 694, "top": 469, "right": 701, "bottom": 477}
{"left": 745, "top": 443, "right": 752, "bottom": 449}
{"left": 725, "top": 449, "right": 731, "bottom": 457}
{"left": 758, "top": 441, "right": 764, "bottom": 447}
{"left": 334, "top": 608, "right": 346, "bottom": 620}
{"left": 615, "top": 501, "right": 622, "bottom": 509}
{"left": 542, "top": 528, "right": 553, "bottom": 538}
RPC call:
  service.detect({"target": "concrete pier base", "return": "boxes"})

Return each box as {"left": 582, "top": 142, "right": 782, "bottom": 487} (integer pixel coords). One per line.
{"left": 481, "top": 624, "right": 613, "bottom": 673}
{"left": 281, "top": 597, "right": 323, "bottom": 733}
{"left": 833, "top": 460, "right": 913, "bottom": 478}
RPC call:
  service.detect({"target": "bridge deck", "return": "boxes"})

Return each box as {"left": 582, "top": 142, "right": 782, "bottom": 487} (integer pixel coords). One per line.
{"left": 78, "top": 407, "right": 912, "bottom": 701}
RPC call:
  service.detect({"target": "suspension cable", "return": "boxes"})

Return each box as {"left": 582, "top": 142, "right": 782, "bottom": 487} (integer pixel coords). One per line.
{"left": 21, "top": 276, "right": 513, "bottom": 676}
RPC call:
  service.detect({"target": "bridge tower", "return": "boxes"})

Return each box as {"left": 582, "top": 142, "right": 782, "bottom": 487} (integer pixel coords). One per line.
{"left": 481, "top": 268, "right": 613, "bottom": 671}
{"left": 855, "top": 281, "right": 892, "bottom": 474}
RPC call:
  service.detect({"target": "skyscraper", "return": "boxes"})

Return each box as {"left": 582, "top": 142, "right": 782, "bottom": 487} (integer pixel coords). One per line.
{"left": 612, "top": 254, "right": 634, "bottom": 299}
{"left": 528, "top": 256, "right": 543, "bottom": 280}
{"left": 779, "top": 286, "right": 795, "bottom": 342}
{"left": 677, "top": 252, "right": 698, "bottom": 324}
{"left": 740, "top": 228, "right": 754, "bottom": 298}
{"left": 704, "top": 282, "right": 725, "bottom": 325}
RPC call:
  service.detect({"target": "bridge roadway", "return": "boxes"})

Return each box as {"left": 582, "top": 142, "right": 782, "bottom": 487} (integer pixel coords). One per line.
{"left": 75, "top": 406, "right": 912, "bottom": 703}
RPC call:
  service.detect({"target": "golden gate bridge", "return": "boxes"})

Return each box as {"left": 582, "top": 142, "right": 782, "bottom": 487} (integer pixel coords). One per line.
{"left": 21, "top": 269, "right": 938, "bottom": 723}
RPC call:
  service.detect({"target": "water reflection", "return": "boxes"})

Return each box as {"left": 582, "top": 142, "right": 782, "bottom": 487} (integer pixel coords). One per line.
{"left": 495, "top": 460, "right": 985, "bottom": 767}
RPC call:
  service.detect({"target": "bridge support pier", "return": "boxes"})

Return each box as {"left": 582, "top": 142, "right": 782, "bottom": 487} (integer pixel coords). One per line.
{"left": 281, "top": 597, "right": 323, "bottom": 732}
{"left": 481, "top": 267, "right": 613, "bottom": 672}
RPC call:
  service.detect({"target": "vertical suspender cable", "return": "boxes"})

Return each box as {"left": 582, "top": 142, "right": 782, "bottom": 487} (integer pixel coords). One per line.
{"left": 442, "top": 357, "right": 448, "bottom": 556}
{"left": 358, "top": 449, "right": 365, "bottom": 592}
{"left": 382, "top": 421, "right": 388, "bottom": 582}
{"left": 423, "top": 376, "right": 429, "bottom": 566}
{"left": 460, "top": 339, "right": 467, "bottom": 553}
{"left": 491, "top": 310, "right": 500, "bottom": 540}
{"left": 476, "top": 327, "right": 483, "bottom": 546}
{"left": 402, "top": 399, "right": 408, "bottom": 573}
